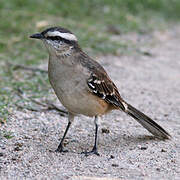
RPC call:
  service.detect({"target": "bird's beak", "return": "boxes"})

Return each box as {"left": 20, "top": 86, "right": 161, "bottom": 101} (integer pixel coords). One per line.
{"left": 30, "top": 33, "right": 44, "bottom": 39}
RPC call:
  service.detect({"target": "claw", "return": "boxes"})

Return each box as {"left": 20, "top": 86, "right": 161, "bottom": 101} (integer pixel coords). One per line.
{"left": 81, "top": 148, "right": 100, "bottom": 156}
{"left": 55, "top": 146, "right": 68, "bottom": 153}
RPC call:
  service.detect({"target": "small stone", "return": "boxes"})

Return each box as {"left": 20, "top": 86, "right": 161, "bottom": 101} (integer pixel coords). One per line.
{"left": 24, "top": 136, "right": 31, "bottom": 139}
{"left": 156, "top": 168, "right": 160, "bottom": 171}
{"left": 112, "top": 163, "right": 119, "bottom": 167}
{"left": 161, "top": 149, "right": 167, "bottom": 152}
{"left": 0, "top": 153, "right": 3, "bottom": 157}
{"left": 11, "top": 157, "right": 17, "bottom": 161}
{"left": 110, "top": 155, "right": 115, "bottom": 159}
{"left": 15, "top": 142, "right": 23, "bottom": 147}
{"left": 138, "top": 145, "right": 148, "bottom": 150}
{"left": 14, "top": 147, "right": 22, "bottom": 151}
{"left": 140, "top": 146, "right": 147, "bottom": 150}
{"left": 101, "top": 128, "right": 110, "bottom": 134}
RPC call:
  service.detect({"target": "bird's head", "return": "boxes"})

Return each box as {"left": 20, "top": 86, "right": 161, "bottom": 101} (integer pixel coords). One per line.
{"left": 30, "top": 27, "right": 78, "bottom": 55}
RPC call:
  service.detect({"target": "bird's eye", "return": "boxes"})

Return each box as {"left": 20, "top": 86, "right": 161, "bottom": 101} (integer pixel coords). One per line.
{"left": 46, "top": 36, "right": 61, "bottom": 41}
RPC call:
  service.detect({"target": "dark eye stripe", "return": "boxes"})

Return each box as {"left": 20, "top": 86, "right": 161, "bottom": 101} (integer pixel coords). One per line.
{"left": 46, "top": 36, "right": 61, "bottom": 41}
{"left": 46, "top": 35, "right": 77, "bottom": 46}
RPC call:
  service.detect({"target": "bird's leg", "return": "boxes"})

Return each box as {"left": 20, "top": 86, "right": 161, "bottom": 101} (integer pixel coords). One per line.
{"left": 82, "top": 116, "right": 100, "bottom": 156}
{"left": 55, "top": 112, "right": 74, "bottom": 152}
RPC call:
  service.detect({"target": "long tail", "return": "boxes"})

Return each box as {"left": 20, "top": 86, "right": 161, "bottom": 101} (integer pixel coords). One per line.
{"left": 121, "top": 101, "right": 171, "bottom": 139}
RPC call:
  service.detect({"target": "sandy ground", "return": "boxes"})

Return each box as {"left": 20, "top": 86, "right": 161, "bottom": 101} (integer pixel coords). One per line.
{"left": 0, "top": 26, "right": 180, "bottom": 180}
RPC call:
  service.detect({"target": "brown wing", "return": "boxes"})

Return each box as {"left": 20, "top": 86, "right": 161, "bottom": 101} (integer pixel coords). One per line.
{"left": 77, "top": 51, "right": 126, "bottom": 110}
{"left": 87, "top": 72, "right": 126, "bottom": 111}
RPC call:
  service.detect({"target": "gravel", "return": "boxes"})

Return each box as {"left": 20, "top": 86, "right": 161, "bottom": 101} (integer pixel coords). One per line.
{"left": 0, "top": 26, "right": 180, "bottom": 180}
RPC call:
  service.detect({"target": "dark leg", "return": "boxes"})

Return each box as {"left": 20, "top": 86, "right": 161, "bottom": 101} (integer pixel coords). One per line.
{"left": 55, "top": 113, "right": 74, "bottom": 152}
{"left": 82, "top": 116, "right": 100, "bottom": 156}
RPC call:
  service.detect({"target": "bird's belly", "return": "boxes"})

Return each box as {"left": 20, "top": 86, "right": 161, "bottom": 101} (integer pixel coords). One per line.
{"left": 54, "top": 86, "right": 108, "bottom": 116}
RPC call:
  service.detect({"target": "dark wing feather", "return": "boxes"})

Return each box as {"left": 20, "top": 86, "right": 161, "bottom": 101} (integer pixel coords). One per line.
{"left": 87, "top": 73, "right": 126, "bottom": 111}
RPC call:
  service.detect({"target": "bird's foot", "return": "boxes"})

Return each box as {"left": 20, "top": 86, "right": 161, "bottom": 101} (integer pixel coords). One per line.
{"left": 81, "top": 147, "right": 100, "bottom": 156}
{"left": 55, "top": 145, "right": 68, "bottom": 153}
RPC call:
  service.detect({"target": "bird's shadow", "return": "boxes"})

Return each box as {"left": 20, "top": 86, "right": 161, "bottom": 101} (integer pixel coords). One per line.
{"left": 106, "top": 134, "right": 162, "bottom": 146}
{"left": 49, "top": 133, "right": 166, "bottom": 155}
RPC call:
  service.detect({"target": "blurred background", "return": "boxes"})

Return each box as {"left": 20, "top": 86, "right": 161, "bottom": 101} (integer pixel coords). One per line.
{"left": 0, "top": 0, "right": 180, "bottom": 123}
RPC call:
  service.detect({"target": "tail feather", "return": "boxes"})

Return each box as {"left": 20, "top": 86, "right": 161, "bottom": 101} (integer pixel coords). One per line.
{"left": 123, "top": 102, "right": 171, "bottom": 139}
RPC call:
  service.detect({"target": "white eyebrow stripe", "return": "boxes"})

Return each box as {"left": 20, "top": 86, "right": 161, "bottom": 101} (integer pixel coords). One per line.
{"left": 47, "top": 31, "right": 77, "bottom": 41}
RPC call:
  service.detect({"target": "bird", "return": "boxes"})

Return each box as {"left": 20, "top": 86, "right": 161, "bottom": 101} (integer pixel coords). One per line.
{"left": 30, "top": 26, "right": 171, "bottom": 156}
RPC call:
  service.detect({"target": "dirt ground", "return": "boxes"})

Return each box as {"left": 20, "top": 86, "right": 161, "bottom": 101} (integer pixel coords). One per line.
{"left": 0, "top": 26, "right": 180, "bottom": 180}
